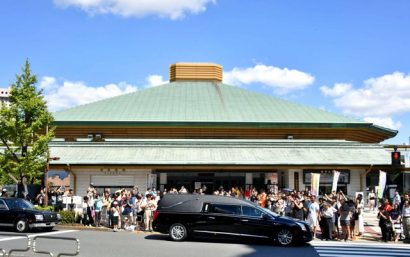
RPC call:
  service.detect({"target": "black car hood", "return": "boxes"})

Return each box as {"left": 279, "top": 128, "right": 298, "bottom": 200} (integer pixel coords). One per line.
{"left": 275, "top": 215, "right": 307, "bottom": 225}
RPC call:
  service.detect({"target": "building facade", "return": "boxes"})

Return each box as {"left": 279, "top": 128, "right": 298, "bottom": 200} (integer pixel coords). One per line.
{"left": 49, "top": 63, "right": 397, "bottom": 197}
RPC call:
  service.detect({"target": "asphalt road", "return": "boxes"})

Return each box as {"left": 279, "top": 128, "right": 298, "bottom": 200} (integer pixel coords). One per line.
{"left": 0, "top": 229, "right": 409, "bottom": 257}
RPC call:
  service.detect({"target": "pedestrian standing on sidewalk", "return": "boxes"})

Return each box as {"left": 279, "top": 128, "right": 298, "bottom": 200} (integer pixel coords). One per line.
{"left": 354, "top": 194, "right": 365, "bottom": 237}
{"left": 94, "top": 194, "right": 103, "bottom": 227}
{"left": 339, "top": 198, "right": 353, "bottom": 241}
{"left": 368, "top": 190, "right": 376, "bottom": 212}
{"left": 111, "top": 200, "right": 120, "bottom": 232}
{"left": 307, "top": 195, "right": 320, "bottom": 239}
{"left": 393, "top": 191, "right": 401, "bottom": 206}
{"left": 391, "top": 203, "right": 402, "bottom": 242}
{"left": 321, "top": 202, "right": 337, "bottom": 240}
{"left": 402, "top": 200, "right": 410, "bottom": 242}
{"left": 378, "top": 200, "right": 393, "bottom": 242}
{"left": 144, "top": 195, "right": 158, "bottom": 232}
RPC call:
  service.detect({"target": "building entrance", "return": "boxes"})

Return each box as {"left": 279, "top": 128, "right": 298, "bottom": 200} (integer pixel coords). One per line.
{"left": 163, "top": 171, "right": 246, "bottom": 194}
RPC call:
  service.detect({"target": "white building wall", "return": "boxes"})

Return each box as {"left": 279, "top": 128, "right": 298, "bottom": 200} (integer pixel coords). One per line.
{"left": 72, "top": 168, "right": 151, "bottom": 195}
{"left": 347, "top": 170, "right": 364, "bottom": 197}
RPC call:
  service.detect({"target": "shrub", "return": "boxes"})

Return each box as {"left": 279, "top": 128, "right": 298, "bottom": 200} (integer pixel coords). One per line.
{"left": 35, "top": 206, "right": 54, "bottom": 211}
{"left": 59, "top": 210, "right": 76, "bottom": 224}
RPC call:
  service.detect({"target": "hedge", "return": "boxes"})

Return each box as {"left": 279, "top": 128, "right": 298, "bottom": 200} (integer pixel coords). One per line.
{"left": 59, "top": 210, "right": 76, "bottom": 224}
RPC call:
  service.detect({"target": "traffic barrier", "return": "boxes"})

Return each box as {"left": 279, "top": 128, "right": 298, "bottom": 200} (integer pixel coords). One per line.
{"left": 32, "top": 235, "right": 80, "bottom": 257}
{"left": 0, "top": 233, "right": 31, "bottom": 257}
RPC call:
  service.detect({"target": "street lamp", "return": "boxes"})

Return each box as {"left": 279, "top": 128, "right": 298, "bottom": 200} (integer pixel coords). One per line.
{"left": 44, "top": 156, "right": 60, "bottom": 207}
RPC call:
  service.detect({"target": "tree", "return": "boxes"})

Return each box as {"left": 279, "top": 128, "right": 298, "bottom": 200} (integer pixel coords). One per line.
{"left": 0, "top": 60, "right": 54, "bottom": 194}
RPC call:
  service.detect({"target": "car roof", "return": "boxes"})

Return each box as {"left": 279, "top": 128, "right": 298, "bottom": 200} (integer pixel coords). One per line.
{"left": 158, "top": 194, "right": 256, "bottom": 212}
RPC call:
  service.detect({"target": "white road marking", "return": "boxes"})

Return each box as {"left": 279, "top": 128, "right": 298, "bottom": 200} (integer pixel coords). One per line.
{"left": 0, "top": 230, "right": 77, "bottom": 242}
{"left": 311, "top": 241, "right": 410, "bottom": 257}
{"left": 310, "top": 241, "right": 410, "bottom": 249}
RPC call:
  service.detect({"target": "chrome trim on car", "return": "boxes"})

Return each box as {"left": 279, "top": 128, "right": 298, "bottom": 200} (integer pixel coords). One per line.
{"left": 29, "top": 222, "right": 56, "bottom": 228}
{"left": 193, "top": 230, "right": 269, "bottom": 238}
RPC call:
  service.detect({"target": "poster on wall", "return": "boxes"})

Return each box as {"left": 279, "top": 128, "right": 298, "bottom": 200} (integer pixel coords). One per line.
{"left": 148, "top": 174, "right": 157, "bottom": 189}
{"left": 194, "top": 182, "right": 201, "bottom": 190}
{"left": 265, "top": 172, "right": 278, "bottom": 184}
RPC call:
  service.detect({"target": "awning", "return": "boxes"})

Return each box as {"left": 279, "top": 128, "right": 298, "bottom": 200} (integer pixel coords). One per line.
{"left": 48, "top": 139, "right": 391, "bottom": 166}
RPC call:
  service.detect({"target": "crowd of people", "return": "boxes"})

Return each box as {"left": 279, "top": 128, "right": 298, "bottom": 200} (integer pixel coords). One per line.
{"left": 21, "top": 183, "right": 410, "bottom": 242}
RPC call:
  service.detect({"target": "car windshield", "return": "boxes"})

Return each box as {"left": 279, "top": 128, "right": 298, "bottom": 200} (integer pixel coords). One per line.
{"left": 4, "top": 198, "right": 35, "bottom": 210}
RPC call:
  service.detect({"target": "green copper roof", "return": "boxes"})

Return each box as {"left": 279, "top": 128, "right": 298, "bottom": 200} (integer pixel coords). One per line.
{"left": 49, "top": 139, "right": 391, "bottom": 166}
{"left": 54, "top": 81, "right": 364, "bottom": 124}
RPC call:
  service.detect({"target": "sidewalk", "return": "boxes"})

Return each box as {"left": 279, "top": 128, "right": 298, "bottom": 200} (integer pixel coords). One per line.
{"left": 361, "top": 208, "right": 382, "bottom": 242}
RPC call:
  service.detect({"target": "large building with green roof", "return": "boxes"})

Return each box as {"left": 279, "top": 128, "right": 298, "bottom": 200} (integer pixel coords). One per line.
{"left": 49, "top": 63, "right": 397, "bottom": 196}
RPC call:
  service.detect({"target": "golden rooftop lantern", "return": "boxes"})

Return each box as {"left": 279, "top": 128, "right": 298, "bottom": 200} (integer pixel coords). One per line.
{"left": 170, "top": 63, "right": 223, "bottom": 82}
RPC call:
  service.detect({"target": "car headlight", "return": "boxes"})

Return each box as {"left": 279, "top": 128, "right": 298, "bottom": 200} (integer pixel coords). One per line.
{"left": 57, "top": 213, "right": 61, "bottom": 219}
{"left": 296, "top": 222, "right": 307, "bottom": 231}
{"left": 35, "top": 214, "right": 44, "bottom": 221}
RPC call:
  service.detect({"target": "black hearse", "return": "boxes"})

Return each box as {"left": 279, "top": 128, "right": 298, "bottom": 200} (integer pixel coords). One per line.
{"left": 152, "top": 194, "right": 312, "bottom": 246}
{"left": 0, "top": 197, "right": 60, "bottom": 232}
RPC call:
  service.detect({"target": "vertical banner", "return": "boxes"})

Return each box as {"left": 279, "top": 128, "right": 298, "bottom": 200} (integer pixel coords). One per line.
{"left": 331, "top": 170, "right": 340, "bottom": 193}
{"left": 311, "top": 173, "right": 321, "bottom": 196}
{"left": 377, "top": 170, "right": 387, "bottom": 199}
{"left": 148, "top": 174, "right": 157, "bottom": 189}
{"left": 405, "top": 151, "right": 410, "bottom": 168}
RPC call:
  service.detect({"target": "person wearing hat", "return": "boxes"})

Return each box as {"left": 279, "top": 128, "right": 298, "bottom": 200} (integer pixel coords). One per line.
{"left": 1, "top": 188, "right": 8, "bottom": 198}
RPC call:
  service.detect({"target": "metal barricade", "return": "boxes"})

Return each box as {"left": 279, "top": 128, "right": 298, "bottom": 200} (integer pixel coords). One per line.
{"left": 0, "top": 233, "right": 31, "bottom": 257}
{"left": 32, "top": 236, "right": 80, "bottom": 257}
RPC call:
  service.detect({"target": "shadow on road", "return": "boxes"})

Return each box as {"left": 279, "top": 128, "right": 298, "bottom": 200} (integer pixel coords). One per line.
{"left": 144, "top": 234, "right": 319, "bottom": 257}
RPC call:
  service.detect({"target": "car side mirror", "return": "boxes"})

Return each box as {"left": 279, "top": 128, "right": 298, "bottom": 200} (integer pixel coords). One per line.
{"left": 262, "top": 213, "right": 270, "bottom": 220}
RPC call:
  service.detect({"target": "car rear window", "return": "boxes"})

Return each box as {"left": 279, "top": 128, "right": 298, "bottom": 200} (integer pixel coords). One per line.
{"left": 210, "top": 204, "right": 241, "bottom": 215}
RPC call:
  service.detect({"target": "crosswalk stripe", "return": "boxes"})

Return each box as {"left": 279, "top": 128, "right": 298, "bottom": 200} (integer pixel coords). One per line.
{"left": 312, "top": 242, "right": 410, "bottom": 257}
{"left": 318, "top": 255, "right": 404, "bottom": 257}
{"left": 316, "top": 250, "right": 410, "bottom": 256}
{"left": 316, "top": 247, "right": 408, "bottom": 252}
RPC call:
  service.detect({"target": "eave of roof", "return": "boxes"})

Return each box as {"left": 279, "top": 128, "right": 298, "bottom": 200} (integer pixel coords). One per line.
{"left": 48, "top": 139, "right": 391, "bottom": 166}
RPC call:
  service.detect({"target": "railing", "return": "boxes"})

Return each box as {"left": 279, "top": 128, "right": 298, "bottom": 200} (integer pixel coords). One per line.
{"left": 32, "top": 236, "right": 80, "bottom": 257}
{"left": 0, "top": 233, "right": 80, "bottom": 257}
{"left": 0, "top": 233, "right": 30, "bottom": 257}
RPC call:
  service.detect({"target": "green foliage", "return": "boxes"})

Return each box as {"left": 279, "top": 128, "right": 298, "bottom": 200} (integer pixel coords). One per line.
{"left": 59, "top": 210, "right": 76, "bottom": 224}
{"left": 0, "top": 60, "right": 55, "bottom": 185}
{"left": 35, "top": 205, "right": 54, "bottom": 211}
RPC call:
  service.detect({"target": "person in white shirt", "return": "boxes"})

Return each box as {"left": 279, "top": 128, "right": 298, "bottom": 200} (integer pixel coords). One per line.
{"left": 393, "top": 191, "right": 401, "bottom": 206}
{"left": 368, "top": 190, "right": 376, "bottom": 211}
{"left": 307, "top": 195, "right": 320, "bottom": 238}
{"left": 402, "top": 200, "right": 410, "bottom": 241}
{"left": 321, "top": 202, "right": 337, "bottom": 240}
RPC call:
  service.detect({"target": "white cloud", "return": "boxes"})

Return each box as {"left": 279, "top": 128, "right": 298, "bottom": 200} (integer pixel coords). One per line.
{"left": 320, "top": 83, "right": 352, "bottom": 97}
{"left": 53, "top": 0, "right": 216, "bottom": 19}
{"left": 145, "top": 74, "right": 167, "bottom": 87}
{"left": 322, "top": 71, "right": 410, "bottom": 130}
{"left": 40, "top": 76, "right": 137, "bottom": 111}
{"left": 223, "top": 64, "right": 315, "bottom": 94}
{"left": 364, "top": 117, "right": 402, "bottom": 130}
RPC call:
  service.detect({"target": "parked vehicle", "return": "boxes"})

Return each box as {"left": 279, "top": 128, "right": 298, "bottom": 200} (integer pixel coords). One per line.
{"left": 0, "top": 197, "right": 61, "bottom": 232}
{"left": 152, "top": 194, "right": 312, "bottom": 246}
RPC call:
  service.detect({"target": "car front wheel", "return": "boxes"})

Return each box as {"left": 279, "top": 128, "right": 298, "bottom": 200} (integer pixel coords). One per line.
{"left": 276, "top": 228, "right": 294, "bottom": 246}
{"left": 169, "top": 223, "right": 188, "bottom": 241}
{"left": 15, "top": 219, "right": 28, "bottom": 233}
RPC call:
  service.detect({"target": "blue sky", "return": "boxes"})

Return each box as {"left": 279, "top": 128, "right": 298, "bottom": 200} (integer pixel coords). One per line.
{"left": 0, "top": 0, "right": 409, "bottom": 144}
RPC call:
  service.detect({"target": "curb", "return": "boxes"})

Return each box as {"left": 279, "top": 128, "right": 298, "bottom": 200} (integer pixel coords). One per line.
{"left": 56, "top": 224, "right": 112, "bottom": 232}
